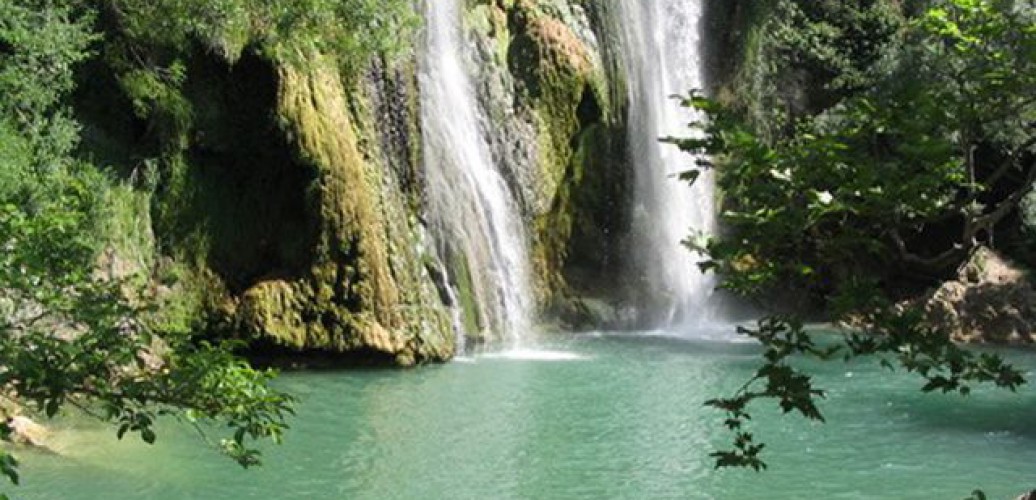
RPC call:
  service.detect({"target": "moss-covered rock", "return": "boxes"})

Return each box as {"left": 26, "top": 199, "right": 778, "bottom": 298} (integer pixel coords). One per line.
{"left": 232, "top": 55, "right": 453, "bottom": 366}
{"left": 75, "top": 0, "right": 640, "bottom": 358}
{"left": 465, "top": 0, "right": 625, "bottom": 315}
{"left": 78, "top": 38, "right": 454, "bottom": 365}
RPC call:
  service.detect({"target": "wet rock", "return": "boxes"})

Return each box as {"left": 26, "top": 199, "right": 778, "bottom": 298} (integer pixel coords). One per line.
{"left": 550, "top": 295, "right": 620, "bottom": 330}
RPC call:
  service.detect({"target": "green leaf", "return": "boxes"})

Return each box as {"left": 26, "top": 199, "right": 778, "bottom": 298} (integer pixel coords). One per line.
{"left": 678, "top": 169, "right": 701, "bottom": 185}
{"left": 45, "top": 398, "right": 60, "bottom": 418}
{"left": 141, "top": 428, "right": 156, "bottom": 445}
{"left": 0, "top": 452, "right": 19, "bottom": 486}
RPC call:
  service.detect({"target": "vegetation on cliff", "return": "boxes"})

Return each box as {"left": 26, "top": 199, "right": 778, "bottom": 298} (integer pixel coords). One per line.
{"left": 677, "top": 0, "right": 1035, "bottom": 470}
{"left": 75, "top": 0, "right": 453, "bottom": 363}
{"left": 0, "top": 0, "right": 436, "bottom": 494}
{"left": 0, "top": 1, "right": 305, "bottom": 495}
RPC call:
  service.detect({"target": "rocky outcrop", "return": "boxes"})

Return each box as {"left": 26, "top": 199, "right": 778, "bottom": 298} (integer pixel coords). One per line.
{"left": 150, "top": 1, "right": 636, "bottom": 360}
{"left": 920, "top": 247, "right": 1036, "bottom": 344}
{"left": 74, "top": 0, "right": 639, "bottom": 363}
{"left": 466, "top": 0, "right": 629, "bottom": 316}
{"left": 232, "top": 55, "right": 454, "bottom": 366}
{"left": 78, "top": 43, "right": 455, "bottom": 365}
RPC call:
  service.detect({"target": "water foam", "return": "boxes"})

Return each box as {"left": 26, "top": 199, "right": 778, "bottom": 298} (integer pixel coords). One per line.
{"left": 480, "top": 349, "right": 588, "bottom": 362}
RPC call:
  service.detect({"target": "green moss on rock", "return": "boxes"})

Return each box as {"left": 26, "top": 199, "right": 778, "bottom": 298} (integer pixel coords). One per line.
{"left": 74, "top": 3, "right": 461, "bottom": 366}
{"left": 494, "top": 1, "right": 618, "bottom": 307}
{"left": 448, "top": 250, "right": 484, "bottom": 337}
{"left": 233, "top": 55, "right": 453, "bottom": 366}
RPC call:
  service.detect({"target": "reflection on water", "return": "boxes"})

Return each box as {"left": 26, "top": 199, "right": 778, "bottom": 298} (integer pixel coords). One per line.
{"left": 11, "top": 331, "right": 1036, "bottom": 500}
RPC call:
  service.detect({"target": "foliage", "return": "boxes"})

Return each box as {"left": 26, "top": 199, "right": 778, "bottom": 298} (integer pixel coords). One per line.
{"left": 89, "top": 0, "right": 420, "bottom": 278}
{"left": 965, "top": 490, "right": 988, "bottom": 500}
{"left": 724, "top": 0, "right": 903, "bottom": 137}
{"left": 0, "top": 0, "right": 295, "bottom": 494}
{"left": 0, "top": 0, "right": 96, "bottom": 173}
{"left": 767, "top": 0, "right": 901, "bottom": 94}
{"left": 101, "top": 0, "right": 418, "bottom": 72}
{"left": 679, "top": 0, "right": 1036, "bottom": 297}
{"left": 671, "top": 0, "right": 1034, "bottom": 472}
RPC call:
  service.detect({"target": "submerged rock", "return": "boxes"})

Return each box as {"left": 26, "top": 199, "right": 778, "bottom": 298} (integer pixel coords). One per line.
{"left": 920, "top": 247, "right": 1036, "bottom": 343}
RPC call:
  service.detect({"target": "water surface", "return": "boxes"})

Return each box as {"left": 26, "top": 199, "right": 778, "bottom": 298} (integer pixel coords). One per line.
{"left": 13, "top": 330, "right": 1036, "bottom": 499}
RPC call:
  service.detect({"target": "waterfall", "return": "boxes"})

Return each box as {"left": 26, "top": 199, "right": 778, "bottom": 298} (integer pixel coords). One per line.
{"left": 618, "top": 0, "right": 719, "bottom": 326}
{"left": 419, "top": 0, "right": 533, "bottom": 347}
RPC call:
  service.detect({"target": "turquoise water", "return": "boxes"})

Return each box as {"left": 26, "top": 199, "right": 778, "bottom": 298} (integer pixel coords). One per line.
{"left": 10, "top": 330, "right": 1036, "bottom": 499}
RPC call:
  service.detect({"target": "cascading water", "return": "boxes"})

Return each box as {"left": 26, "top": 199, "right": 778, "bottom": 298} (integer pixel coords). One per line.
{"left": 617, "top": 0, "right": 719, "bottom": 327}
{"left": 419, "top": 0, "right": 533, "bottom": 347}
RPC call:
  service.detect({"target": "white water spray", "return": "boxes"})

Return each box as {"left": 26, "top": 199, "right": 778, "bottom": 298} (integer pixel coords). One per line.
{"left": 618, "top": 0, "right": 719, "bottom": 326}
{"left": 420, "top": 0, "right": 533, "bottom": 347}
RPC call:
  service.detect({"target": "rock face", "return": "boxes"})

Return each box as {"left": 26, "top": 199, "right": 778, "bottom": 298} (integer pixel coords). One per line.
{"left": 230, "top": 56, "right": 454, "bottom": 366}
{"left": 225, "top": 1, "right": 634, "bottom": 350}
{"left": 465, "top": 0, "right": 630, "bottom": 321}
{"left": 921, "top": 247, "right": 1036, "bottom": 343}
{"left": 81, "top": 47, "right": 455, "bottom": 365}
{"left": 76, "top": 0, "right": 637, "bottom": 364}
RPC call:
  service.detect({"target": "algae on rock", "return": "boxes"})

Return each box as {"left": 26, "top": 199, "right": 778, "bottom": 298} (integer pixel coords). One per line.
{"left": 73, "top": 0, "right": 651, "bottom": 359}
{"left": 235, "top": 55, "right": 453, "bottom": 366}
{"left": 78, "top": 39, "right": 454, "bottom": 365}
{"left": 464, "top": 0, "right": 628, "bottom": 320}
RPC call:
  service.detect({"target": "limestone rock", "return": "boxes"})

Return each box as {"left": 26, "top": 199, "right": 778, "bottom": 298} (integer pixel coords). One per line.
{"left": 921, "top": 247, "right": 1036, "bottom": 343}
{"left": 466, "top": 0, "right": 625, "bottom": 314}
{"left": 5, "top": 416, "right": 48, "bottom": 447}
{"left": 229, "top": 56, "right": 455, "bottom": 365}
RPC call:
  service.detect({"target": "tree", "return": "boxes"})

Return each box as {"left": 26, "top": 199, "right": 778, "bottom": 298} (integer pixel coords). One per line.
{"left": 0, "top": 2, "right": 293, "bottom": 496}
{"left": 670, "top": 0, "right": 1034, "bottom": 471}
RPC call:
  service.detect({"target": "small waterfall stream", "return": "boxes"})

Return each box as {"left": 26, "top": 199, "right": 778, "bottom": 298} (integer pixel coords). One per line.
{"left": 419, "top": 0, "right": 533, "bottom": 347}
{"left": 618, "top": 0, "right": 719, "bottom": 327}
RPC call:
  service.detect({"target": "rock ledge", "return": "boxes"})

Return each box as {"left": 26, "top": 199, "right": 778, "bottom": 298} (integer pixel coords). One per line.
{"left": 921, "top": 247, "right": 1036, "bottom": 344}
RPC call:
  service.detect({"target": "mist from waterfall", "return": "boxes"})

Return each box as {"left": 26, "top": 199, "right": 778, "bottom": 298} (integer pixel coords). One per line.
{"left": 617, "top": 0, "right": 719, "bottom": 327}
{"left": 419, "top": 0, "right": 533, "bottom": 347}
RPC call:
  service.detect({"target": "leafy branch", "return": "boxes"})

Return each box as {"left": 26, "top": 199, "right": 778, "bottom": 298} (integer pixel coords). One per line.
{"left": 673, "top": 0, "right": 1034, "bottom": 473}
